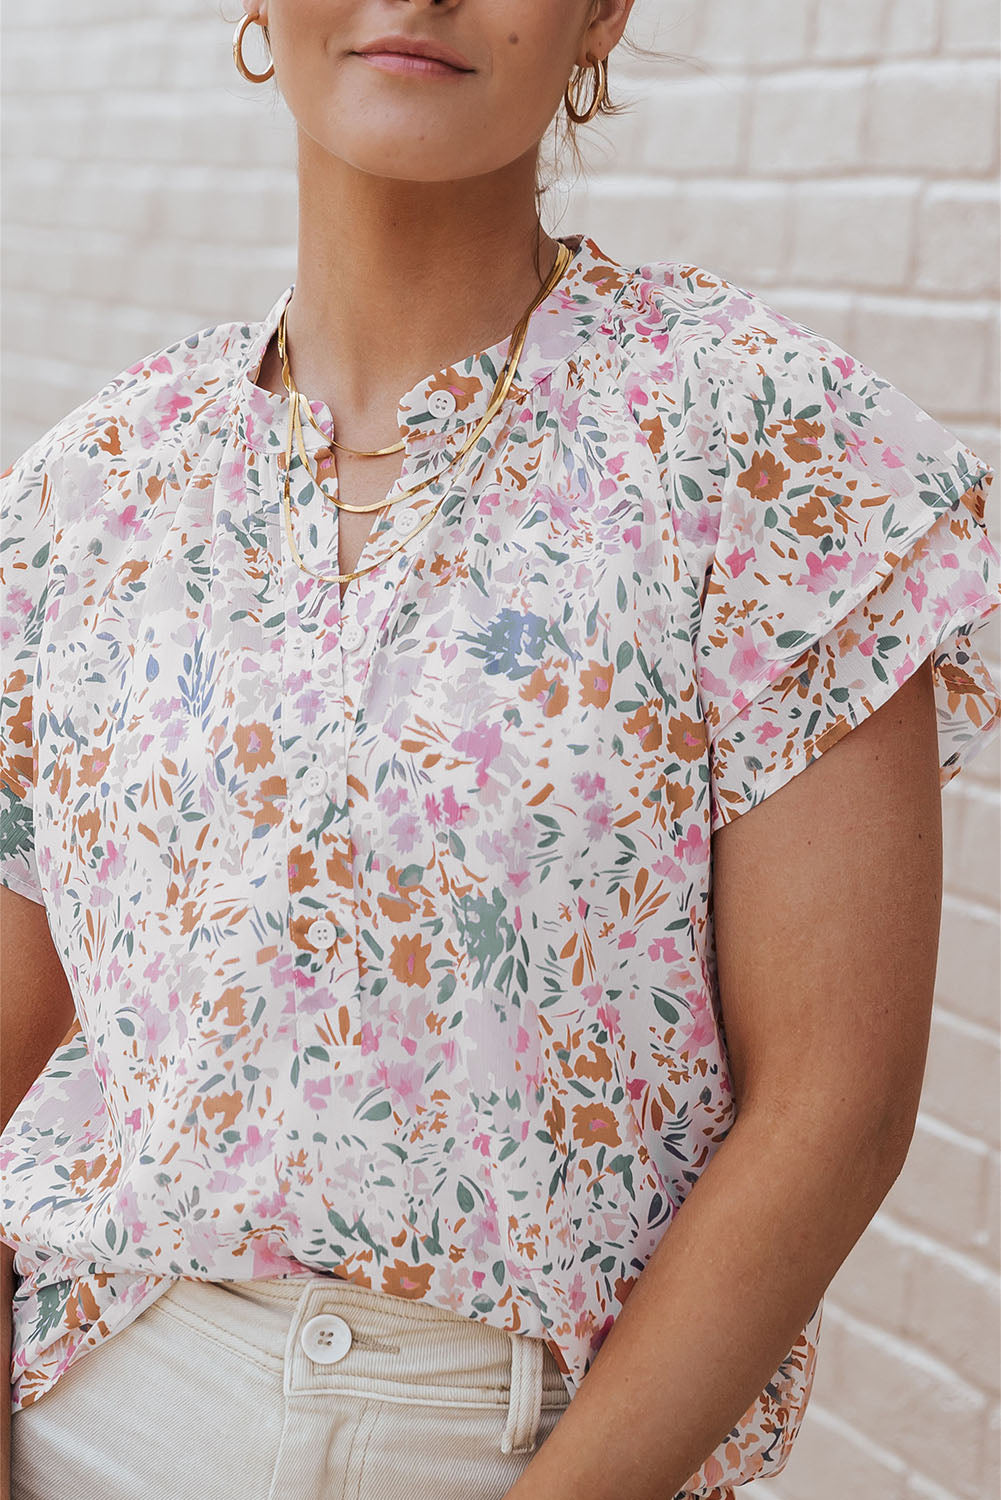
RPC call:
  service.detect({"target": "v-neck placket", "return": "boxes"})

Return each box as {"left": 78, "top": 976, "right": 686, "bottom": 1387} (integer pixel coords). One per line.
{"left": 228, "top": 233, "right": 619, "bottom": 1069}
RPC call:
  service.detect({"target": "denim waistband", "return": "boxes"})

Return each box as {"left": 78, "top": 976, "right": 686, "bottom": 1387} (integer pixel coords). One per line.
{"left": 155, "top": 1272, "right": 571, "bottom": 1413}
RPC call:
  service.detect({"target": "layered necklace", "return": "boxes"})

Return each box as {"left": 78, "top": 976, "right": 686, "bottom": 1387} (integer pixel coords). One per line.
{"left": 275, "top": 238, "right": 575, "bottom": 589}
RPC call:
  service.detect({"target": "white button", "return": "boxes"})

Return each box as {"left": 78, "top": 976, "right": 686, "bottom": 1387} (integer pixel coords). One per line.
{"left": 428, "top": 388, "right": 457, "bottom": 418}
{"left": 391, "top": 507, "right": 422, "bottom": 539}
{"left": 302, "top": 766, "right": 328, "bottom": 797}
{"left": 340, "top": 619, "right": 365, "bottom": 652}
{"left": 300, "top": 1314, "right": 352, "bottom": 1365}
{"left": 308, "top": 917, "right": 336, "bottom": 948}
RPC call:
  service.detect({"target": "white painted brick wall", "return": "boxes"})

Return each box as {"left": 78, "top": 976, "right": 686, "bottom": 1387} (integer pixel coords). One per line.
{"left": 2, "top": 3, "right": 998, "bottom": 1496}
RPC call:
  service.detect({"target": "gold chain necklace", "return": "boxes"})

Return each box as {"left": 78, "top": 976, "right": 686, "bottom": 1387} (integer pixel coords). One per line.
{"left": 278, "top": 312, "right": 401, "bottom": 459}
{"left": 278, "top": 239, "right": 574, "bottom": 588}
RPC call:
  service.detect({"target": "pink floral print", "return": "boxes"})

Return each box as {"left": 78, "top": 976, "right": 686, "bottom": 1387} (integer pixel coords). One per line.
{"left": 1, "top": 232, "right": 998, "bottom": 1497}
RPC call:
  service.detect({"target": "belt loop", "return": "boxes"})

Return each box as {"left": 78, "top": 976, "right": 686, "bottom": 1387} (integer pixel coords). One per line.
{"left": 501, "top": 1330, "right": 544, "bottom": 1455}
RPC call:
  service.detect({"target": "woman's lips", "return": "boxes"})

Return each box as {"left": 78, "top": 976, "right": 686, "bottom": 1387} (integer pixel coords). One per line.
{"left": 354, "top": 51, "right": 470, "bottom": 77}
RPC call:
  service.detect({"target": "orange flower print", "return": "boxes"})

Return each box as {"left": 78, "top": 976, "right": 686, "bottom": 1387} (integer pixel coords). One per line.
{"left": 583, "top": 260, "right": 626, "bottom": 296}
{"left": 209, "top": 987, "right": 248, "bottom": 1030}
{"left": 3, "top": 669, "right": 31, "bottom": 749}
{"left": 665, "top": 712, "right": 706, "bottom": 763}
{"left": 580, "top": 659, "right": 614, "bottom": 709}
{"left": 662, "top": 774, "right": 696, "bottom": 823}
{"left": 389, "top": 932, "right": 431, "bottom": 988}
{"left": 95, "top": 420, "right": 123, "bottom": 458}
{"left": 202, "top": 1090, "right": 242, "bottom": 1132}
{"left": 326, "top": 842, "right": 353, "bottom": 890}
{"left": 782, "top": 419, "right": 824, "bottom": 465}
{"left": 65, "top": 1280, "right": 104, "bottom": 1329}
{"left": 623, "top": 701, "right": 661, "bottom": 751}
{"left": 67, "top": 1152, "right": 121, "bottom": 1191}
{"left": 572, "top": 1102, "right": 622, "bottom": 1149}
{"left": 77, "top": 807, "right": 101, "bottom": 851}
{"left": 382, "top": 1259, "right": 433, "bottom": 1298}
{"left": 78, "top": 749, "right": 113, "bottom": 787}
{"left": 233, "top": 721, "right": 275, "bottom": 773}
{"left": 640, "top": 410, "right": 666, "bottom": 456}
{"left": 737, "top": 447, "right": 789, "bottom": 503}
{"left": 287, "top": 844, "right": 318, "bottom": 891}
{"left": 614, "top": 1274, "right": 638, "bottom": 1306}
{"left": 378, "top": 886, "right": 421, "bottom": 923}
{"left": 544, "top": 1095, "right": 567, "bottom": 1149}
{"left": 520, "top": 666, "right": 569, "bottom": 718}
{"left": 958, "top": 477, "right": 988, "bottom": 523}
{"left": 254, "top": 774, "right": 286, "bottom": 832}
{"left": 938, "top": 661, "right": 982, "bottom": 704}
{"left": 47, "top": 758, "right": 71, "bottom": 804}
{"left": 330, "top": 1264, "right": 373, "bottom": 1289}
{"left": 790, "top": 490, "right": 837, "bottom": 539}
{"left": 574, "top": 1041, "right": 612, "bottom": 1083}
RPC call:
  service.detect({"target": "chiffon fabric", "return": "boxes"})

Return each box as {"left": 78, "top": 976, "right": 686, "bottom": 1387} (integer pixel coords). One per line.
{"left": 2, "top": 230, "right": 999, "bottom": 1496}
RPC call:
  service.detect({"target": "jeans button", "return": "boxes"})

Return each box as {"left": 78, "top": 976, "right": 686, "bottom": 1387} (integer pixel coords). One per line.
{"left": 300, "top": 1314, "right": 353, "bottom": 1365}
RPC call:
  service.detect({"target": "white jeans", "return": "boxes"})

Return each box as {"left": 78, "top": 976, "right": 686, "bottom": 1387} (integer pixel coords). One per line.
{"left": 12, "top": 1273, "right": 573, "bottom": 1500}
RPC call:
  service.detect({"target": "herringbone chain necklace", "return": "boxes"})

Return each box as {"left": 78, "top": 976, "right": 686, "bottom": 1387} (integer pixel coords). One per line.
{"left": 277, "top": 239, "right": 573, "bottom": 587}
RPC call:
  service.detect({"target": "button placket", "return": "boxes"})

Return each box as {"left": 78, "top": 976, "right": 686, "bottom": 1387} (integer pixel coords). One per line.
{"left": 285, "top": 630, "right": 314, "bottom": 675}
{"left": 280, "top": 445, "right": 363, "bottom": 1062}
{"left": 341, "top": 442, "right": 469, "bottom": 738}
{"left": 339, "top": 618, "right": 365, "bottom": 654}
{"left": 338, "top": 437, "right": 461, "bottom": 729}
{"left": 339, "top": 433, "right": 448, "bottom": 603}
{"left": 427, "top": 388, "right": 458, "bottom": 419}
{"left": 283, "top": 419, "right": 460, "bottom": 1061}
{"left": 390, "top": 505, "right": 423, "bottom": 541}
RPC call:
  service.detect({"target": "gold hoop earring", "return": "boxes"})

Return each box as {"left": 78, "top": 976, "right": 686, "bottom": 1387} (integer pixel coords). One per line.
{"left": 563, "top": 53, "right": 607, "bottom": 124}
{"left": 233, "top": 13, "right": 274, "bottom": 83}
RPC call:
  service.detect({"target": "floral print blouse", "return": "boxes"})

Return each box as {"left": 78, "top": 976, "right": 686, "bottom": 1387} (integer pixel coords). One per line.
{"left": 2, "top": 230, "right": 999, "bottom": 1497}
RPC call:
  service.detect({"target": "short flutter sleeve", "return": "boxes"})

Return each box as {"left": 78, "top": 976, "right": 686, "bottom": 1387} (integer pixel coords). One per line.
{"left": 693, "top": 330, "right": 1001, "bottom": 833}
{"left": 0, "top": 436, "right": 55, "bottom": 904}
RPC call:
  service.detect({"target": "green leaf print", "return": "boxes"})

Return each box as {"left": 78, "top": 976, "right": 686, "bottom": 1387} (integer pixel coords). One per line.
{"left": 450, "top": 885, "right": 516, "bottom": 988}
{"left": 455, "top": 1179, "right": 476, "bottom": 1214}
{"left": 31, "top": 1281, "right": 75, "bottom": 1346}
{"left": 0, "top": 788, "right": 34, "bottom": 870}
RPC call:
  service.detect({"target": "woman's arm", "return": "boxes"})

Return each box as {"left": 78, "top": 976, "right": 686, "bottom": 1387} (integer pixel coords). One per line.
{"left": 1, "top": 884, "right": 77, "bottom": 1499}
{"left": 505, "top": 656, "right": 943, "bottom": 1500}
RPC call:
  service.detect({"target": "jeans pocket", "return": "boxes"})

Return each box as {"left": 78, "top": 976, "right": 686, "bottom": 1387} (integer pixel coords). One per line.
{"left": 146, "top": 1276, "right": 288, "bottom": 1376}
{"left": 352, "top": 1396, "right": 539, "bottom": 1500}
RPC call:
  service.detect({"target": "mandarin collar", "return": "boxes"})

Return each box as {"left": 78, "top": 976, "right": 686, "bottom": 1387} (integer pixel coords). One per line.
{"left": 232, "top": 232, "right": 629, "bottom": 454}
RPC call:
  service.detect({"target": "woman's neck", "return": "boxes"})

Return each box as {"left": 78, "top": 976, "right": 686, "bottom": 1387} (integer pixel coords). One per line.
{"left": 276, "top": 130, "right": 562, "bottom": 432}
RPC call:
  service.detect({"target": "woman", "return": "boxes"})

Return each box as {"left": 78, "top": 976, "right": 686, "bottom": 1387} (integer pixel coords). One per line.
{"left": 3, "top": 3, "right": 1000, "bottom": 1497}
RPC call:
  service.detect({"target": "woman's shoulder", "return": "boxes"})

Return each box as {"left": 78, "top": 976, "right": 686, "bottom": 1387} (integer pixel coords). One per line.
{"left": 2, "top": 302, "right": 271, "bottom": 492}
{"left": 613, "top": 251, "right": 988, "bottom": 495}
{"left": 617, "top": 251, "right": 858, "bottom": 391}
